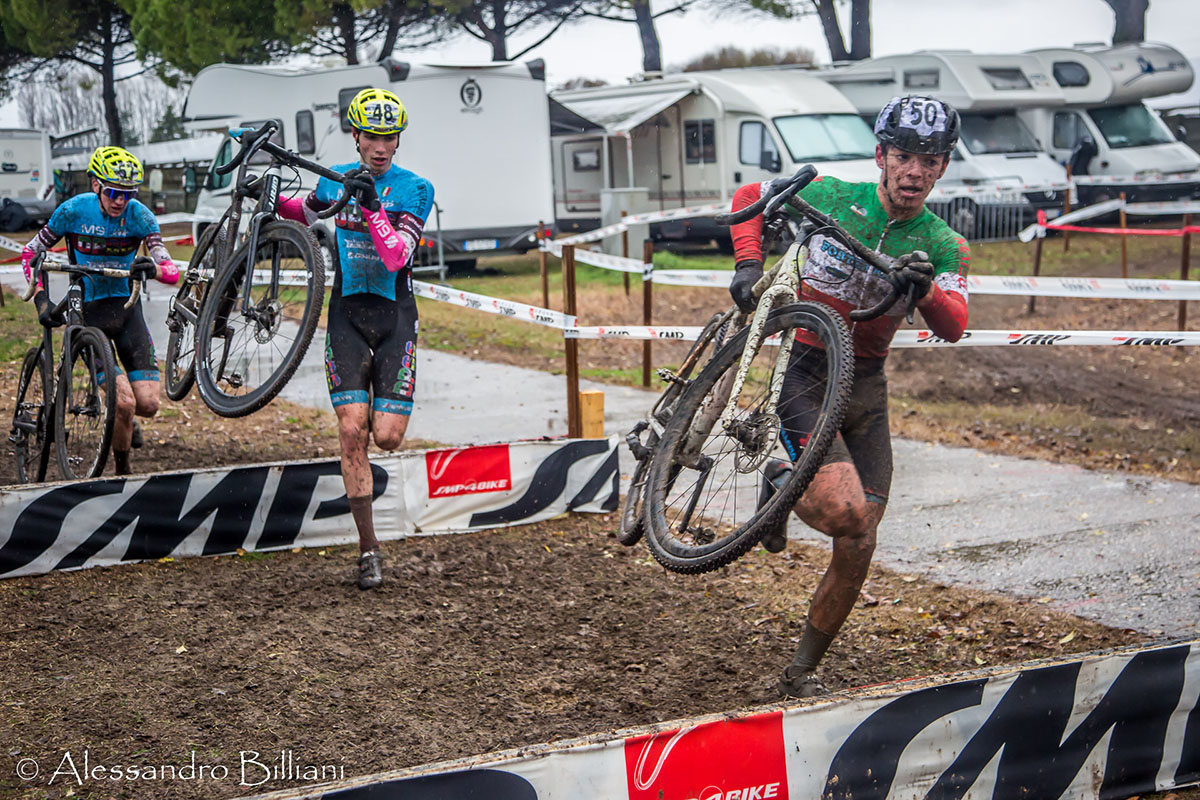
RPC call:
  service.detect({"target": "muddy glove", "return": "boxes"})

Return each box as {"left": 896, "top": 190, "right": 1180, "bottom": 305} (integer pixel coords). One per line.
{"left": 342, "top": 169, "right": 380, "bottom": 212}
{"left": 237, "top": 173, "right": 262, "bottom": 200}
{"left": 33, "top": 289, "right": 63, "bottom": 328}
{"left": 129, "top": 257, "right": 157, "bottom": 284}
{"left": 894, "top": 251, "right": 934, "bottom": 301}
{"left": 729, "top": 259, "right": 764, "bottom": 314}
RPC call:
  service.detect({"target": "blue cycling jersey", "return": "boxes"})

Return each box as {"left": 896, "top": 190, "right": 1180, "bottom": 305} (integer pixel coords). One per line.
{"left": 45, "top": 194, "right": 160, "bottom": 301}
{"left": 314, "top": 162, "right": 434, "bottom": 300}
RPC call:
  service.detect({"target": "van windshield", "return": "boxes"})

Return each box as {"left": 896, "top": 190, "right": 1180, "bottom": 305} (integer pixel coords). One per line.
{"left": 772, "top": 114, "right": 877, "bottom": 162}
{"left": 1087, "top": 104, "right": 1176, "bottom": 149}
{"left": 960, "top": 113, "right": 1041, "bottom": 154}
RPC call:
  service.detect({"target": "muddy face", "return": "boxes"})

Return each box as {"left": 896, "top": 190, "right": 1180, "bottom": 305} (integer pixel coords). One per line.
{"left": 875, "top": 145, "right": 948, "bottom": 221}
{"left": 355, "top": 131, "right": 400, "bottom": 176}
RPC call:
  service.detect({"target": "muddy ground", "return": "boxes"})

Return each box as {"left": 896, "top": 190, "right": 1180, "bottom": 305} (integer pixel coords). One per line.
{"left": 0, "top": 234, "right": 1197, "bottom": 799}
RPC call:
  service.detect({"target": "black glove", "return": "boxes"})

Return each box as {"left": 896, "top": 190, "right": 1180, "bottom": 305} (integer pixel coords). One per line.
{"left": 343, "top": 169, "right": 380, "bottom": 212}
{"left": 729, "top": 259, "right": 763, "bottom": 314}
{"left": 894, "top": 251, "right": 934, "bottom": 300}
{"left": 129, "top": 258, "right": 157, "bottom": 283}
{"left": 237, "top": 173, "right": 263, "bottom": 200}
{"left": 33, "top": 289, "right": 63, "bottom": 328}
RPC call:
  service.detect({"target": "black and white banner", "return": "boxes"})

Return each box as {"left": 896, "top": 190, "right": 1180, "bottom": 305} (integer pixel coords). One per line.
{"left": 235, "top": 641, "right": 1200, "bottom": 800}
{"left": 0, "top": 438, "right": 618, "bottom": 580}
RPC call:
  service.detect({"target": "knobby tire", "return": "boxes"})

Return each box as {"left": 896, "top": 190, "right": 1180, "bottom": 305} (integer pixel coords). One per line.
{"left": 54, "top": 327, "right": 117, "bottom": 480}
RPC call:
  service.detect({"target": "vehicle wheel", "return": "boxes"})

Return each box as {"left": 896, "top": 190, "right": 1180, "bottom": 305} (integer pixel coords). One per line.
{"left": 55, "top": 328, "right": 117, "bottom": 480}
{"left": 642, "top": 302, "right": 852, "bottom": 574}
{"left": 194, "top": 220, "right": 325, "bottom": 418}
{"left": 12, "top": 345, "right": 51, "bottom": 483}
{"left": 164, "top": 224, "right": 225, "bottom": 401}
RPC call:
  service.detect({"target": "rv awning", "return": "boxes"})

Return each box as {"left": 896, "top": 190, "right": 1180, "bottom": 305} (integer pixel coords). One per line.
{"left": 549, "top": 99, "right": 603, "bottom": 136}
{"left": 553, "top": 85, "right": 695, "bottom": 134}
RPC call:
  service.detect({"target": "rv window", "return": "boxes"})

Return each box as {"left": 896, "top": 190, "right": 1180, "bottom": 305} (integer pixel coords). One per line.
{"left": 296, "top": 110, "right": 316, "bottom": 154}
{"left": 904, "top": 70, "right": 939, "bottom": 90}
{"left": 572, "top": 147, "right": 600, "bottom": 172}
{"left": 959, "top": 112, "right": 1040, "bottom": 154}
{"left": 1051, "top": 61, "right": 1090, "bottom": 88}
{"left": 773, "top": 114, "right": 876, "bottom": 163}
{"left": 209, "top": 139, "right": 234, "bottom": 191}
{"left": 981, "top": 68, "right": 1032, "bottom": 91}
{"left": 739, "top": 121, "right": 779, "bottom": 167}
{"left": 685, "top": 120, "right": 716, "bottom": 164}
{"left": 1087, "top": 103, "right": 1176, "bottom": 149}
{"left": 339, "top": 87, "right": 372, "bottom": 132}
{"left": 1053, "top": 112, "right": 1083, "bottom": 149}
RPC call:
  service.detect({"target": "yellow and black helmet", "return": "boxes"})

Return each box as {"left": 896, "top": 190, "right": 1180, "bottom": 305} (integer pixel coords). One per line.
{"left": 87, "top": 146, "right": 143, "bottom": 188}
{"left": 347, "top": 88, "right": 408, "bottom": 135}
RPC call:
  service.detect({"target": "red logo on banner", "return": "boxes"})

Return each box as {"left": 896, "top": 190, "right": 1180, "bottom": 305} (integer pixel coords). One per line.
{"left": 425, "top": 444, "right": 512, "bottom": 498}
{"left": 624, "top": 713, "right": 786, "bottom": 800}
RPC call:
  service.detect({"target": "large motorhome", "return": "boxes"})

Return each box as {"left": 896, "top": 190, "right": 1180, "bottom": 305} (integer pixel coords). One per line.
{"left": 549, "top": 70, "right": 881, "bottom": 241}
{"left": 0, "top": 128, "right": 56, "bottom": 225}
{"left": 1022, "top": 43, "right": 1200, "bottom": 202}
{"left": 182, "top": 59, "right": 555, "bottom": 264}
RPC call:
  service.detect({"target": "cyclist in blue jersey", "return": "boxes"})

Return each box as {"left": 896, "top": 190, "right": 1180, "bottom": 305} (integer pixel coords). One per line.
{"left": 275, "top": 87, "right": 434, "bottom": 590}
{"left": 21, "top": 146, "right": 180, "bottom": 476}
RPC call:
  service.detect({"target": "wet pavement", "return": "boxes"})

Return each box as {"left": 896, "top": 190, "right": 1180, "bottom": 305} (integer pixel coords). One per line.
{"left": 6, "top": 270, "right": 1197, "bottom": 639}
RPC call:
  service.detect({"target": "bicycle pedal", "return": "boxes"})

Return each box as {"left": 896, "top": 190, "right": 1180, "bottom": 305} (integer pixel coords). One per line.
{"left": 656, "top": 368, "right": 690, "bottom": 388}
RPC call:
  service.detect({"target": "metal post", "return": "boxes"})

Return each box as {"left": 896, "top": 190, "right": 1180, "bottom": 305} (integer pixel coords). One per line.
{"left": 563, "top": 244, "right": 581, "bottom": 438}
{"left": 621, "top": 210, "right": 630, "bottom": 297}
{"left": 537, "top": 221, "right": 549, "bottom": 309}
{"left": 1119, "top": 192, "right": 1128, "bottom": 279}
{"left": 1028, "top": 233, "right": 1044, "bottom": 315}
{"left": 643, "top": 239, "right": 653, "bottom": 388}
{"left": 1180, "top": 214, "right": 1192, "bottom": 331}
{"left": 435, "top": 203, "right": 447, "bottom": 283}
{"left": 1062, "top": 166, "right": 1072, "bottom": 253}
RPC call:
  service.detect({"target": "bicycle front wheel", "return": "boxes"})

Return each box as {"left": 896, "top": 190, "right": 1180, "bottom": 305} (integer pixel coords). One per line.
{"left": 12, "top": 345, "right": 51, "bottom": 483}
{"left": 164, "top": 224, "right": 224, "bottom": 402}
{"left": 55, "top": 328, "right": 117, "bottom": 480}
{"left": 194, "top": 220, "right": 325, "bottom": 418}
{"left": 642, "top": 302, "right": 853, "bottom": 574}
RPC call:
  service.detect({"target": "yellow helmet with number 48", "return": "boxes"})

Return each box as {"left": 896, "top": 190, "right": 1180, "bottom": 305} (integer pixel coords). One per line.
{"left": 87, "top": 146, "right": 143, "bottom": 188}
{"left": 347, "top": 88, "right": 408, "bottom": 136}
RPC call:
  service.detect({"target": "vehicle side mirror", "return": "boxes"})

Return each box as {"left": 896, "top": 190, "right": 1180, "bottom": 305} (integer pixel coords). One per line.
{"left": 1176, "top": 125, "right": 1188, "bottom": 142}
{"left": 760, "top": 151, "right": 782, "bottom": 173}
{"left": 1068, "top": 135, "right": 1098, "bottom": 176}
{"left": 183, "top": 167, "right": 197, "bottom": 194}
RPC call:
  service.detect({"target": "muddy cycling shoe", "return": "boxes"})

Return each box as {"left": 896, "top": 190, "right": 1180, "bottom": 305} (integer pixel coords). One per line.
{"left": 356, "top": 550, "right": 384, "bottom": 590}
{"left": 758, "top": 459, "right": 794, "bottom": 553}
{"left": 778, "top": 665, "right": 829, "bottom": 699}
{"left": 131, "top": 420, "right": 143, "bottom": 449}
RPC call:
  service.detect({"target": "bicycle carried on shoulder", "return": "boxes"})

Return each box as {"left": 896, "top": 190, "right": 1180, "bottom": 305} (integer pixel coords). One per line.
{"left": 164, "top": 121, "right": 355, "bottom": 417}
{"left": 10, "top": 254, "right": 153, "bottom": 482}
{"left": 622, "top": 165, "right": 919, "bottom": 574}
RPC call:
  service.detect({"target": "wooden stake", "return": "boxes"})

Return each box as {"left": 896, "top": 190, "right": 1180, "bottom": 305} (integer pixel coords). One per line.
{"left": 621, "top": 210, "right": 630, "bottom": 297}
{"left": 537, "top": 221, "right": 550, "bottom": 310}
{"left": 643, "top": 239, "right": 654, "bottom": 388}
{"left": 1180, "top": 214, "right": 1192, "bottom": 331}
{"left": 579, "top": 390, "right": 605, "bottom": 438}
{"left": 562, "top": 244, "right": 581, "bottom": 438}
{"left": 1119, "top": 192, "right": 1128, "bottom": 279}
{"left": 1028, "top": 233, "right": 1043, "bottom": 315}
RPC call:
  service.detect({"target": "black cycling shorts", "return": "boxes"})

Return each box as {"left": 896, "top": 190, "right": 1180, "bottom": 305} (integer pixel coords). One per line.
{"left": 324, "top": 291, "right": 418, "bottom": 416}
{"left": 777, "top": 350, "right": 892, "bottom": 506}
{"left": 82, "top": 297, "right": 159, "bottom": 383}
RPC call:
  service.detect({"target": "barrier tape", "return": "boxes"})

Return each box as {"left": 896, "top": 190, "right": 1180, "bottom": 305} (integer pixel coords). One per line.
{"left": 412, "top": 280, "right": 576, "bottom": 330}
{"left": 1074, "top": 171, "right": 1200, "bottom": 186}
{"left": 1046, "top": 222, "right": 1200, "bottom": 237}
{"left": 1020, "top": 197, "right": 1200, "bottom": 241}
{"left": 540, "top": 238, "right": 650, "bottom": 277}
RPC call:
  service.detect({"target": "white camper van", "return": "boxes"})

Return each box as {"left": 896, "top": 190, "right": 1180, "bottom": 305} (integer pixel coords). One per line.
{"left": 1022, "top": 43, "right": 1200, "bottom": 202}
{"left": 550, "top": 70, "right": 881, "bottom": 241}
{"left": 817, "top": 53, "right": 1070, "bottom": 204}
{"left": 0, "top": 128, "right": 56, "bottom": 225}
{"left": 183, "top": 59, "right": 555, "bottom": 264}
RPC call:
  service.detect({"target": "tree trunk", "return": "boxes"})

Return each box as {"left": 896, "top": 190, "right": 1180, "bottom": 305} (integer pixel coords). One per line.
{"left": 378, "top": 0, "right": 403, "bottom": 60}
{"left": 1104, "top": 0, "right": 1148, "bottom": 44}
{"left": 489, "top": 0, "right": 508, "bottom": 61}
{"left": 100, "top": 11, "right": 122, "bottom": 147}
{"left": 848, "top": 0, "right": 871, "bottom": 61}
{"left": 813, "top": 0, "right": 850, "bottom": 62}
{"left": 334, "top": 3, "right": 359, "bottom": 64}
{"left": 633, "top": 0, "right": 662, "bottom": 73}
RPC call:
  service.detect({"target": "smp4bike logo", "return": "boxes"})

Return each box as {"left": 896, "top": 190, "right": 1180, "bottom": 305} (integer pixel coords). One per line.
{"left": 625, "top": 713, "right": 786, "bottom": 800}
{"left": 425, "top": 444, "right": 512, "bottom": 498}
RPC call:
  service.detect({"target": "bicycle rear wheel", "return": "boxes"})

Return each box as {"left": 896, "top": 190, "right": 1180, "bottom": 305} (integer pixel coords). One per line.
{"left": 55, "top": 327, "right": 117, "bottom": 480}
{"left": 11, "top": 345, "right": 51, "bottom": 483}
{"left": 642, "top": 302, "right": 853, "bottom": 574}
{"left": 164, "top": 224, "right": 224, "bottom": 402}
{"left": 194, "top": 220, "right": 325, "bottom": 418}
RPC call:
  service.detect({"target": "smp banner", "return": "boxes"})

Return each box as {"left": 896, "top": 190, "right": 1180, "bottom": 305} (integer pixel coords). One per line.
{"left": 233, "top": 642, "right": 1200, "bottom": 800}
{"left": 0, "top": 437, "right": 619, "bottom": 580}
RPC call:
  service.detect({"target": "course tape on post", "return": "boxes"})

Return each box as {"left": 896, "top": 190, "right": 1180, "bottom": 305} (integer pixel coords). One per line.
{"left": 541, "top": 238, "right": 651, "bottom": 278}
{"left": 412, "top": 279, "right": 576, "bottom": 330}
{"left": 553, "top": 203, "right": 726, "bottom": 247}
{"left": 1020, "top": 197, "right": 1200, "bottom": 241}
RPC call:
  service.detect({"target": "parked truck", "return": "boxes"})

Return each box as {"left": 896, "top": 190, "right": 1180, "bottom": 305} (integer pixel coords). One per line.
{"left": 0, "top": 128, "right": 56, "bottom": 228}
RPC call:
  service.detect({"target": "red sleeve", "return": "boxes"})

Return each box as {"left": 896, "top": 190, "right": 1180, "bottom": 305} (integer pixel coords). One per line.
{"left": 730, "top": 183, "right": 765, "bottom": 265}
{"left": 917, "top": 285, "right": 968, "bottom": 342}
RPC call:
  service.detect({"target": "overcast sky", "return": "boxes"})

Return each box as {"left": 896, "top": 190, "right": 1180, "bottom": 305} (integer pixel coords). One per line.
{"left": 1, "top": 0, "right": 1196, "bottom": 128}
